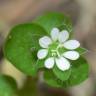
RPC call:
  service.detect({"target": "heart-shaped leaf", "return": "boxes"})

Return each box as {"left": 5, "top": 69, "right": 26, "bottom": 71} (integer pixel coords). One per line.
{"left": 4, "top": 24, "right": 48, "bottom": 75}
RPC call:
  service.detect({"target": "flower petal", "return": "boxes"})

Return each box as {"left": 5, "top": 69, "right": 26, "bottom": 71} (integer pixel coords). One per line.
{"left": 63, "top": 51, "right": 80, "bottom": 60}
{"left": 51, "top": 27, "right": 59, "bottom": 41}
{"left": 55, "top": 57, "right": 70, "bottom": 71}
{"left": 44, "top": 57, "right": 54, "bottom": 69}
{"left": 63, "top": 40, "right": 80, "bottom": 49}
{"left": 58, "top": 30, "right": 69, "bottom": 43}
{"left": 39, "top": 36, "right": 52, "bottom": 48}
{"left": 37, "top": 49, "right": 48, "bottom": 59}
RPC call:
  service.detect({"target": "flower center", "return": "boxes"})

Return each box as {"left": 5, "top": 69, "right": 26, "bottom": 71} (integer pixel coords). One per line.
{"left": 49, "top": 43, "right": 62, "bottom": 57}
{"left": 51, "top": 49, "right": 60, "bottom": 57}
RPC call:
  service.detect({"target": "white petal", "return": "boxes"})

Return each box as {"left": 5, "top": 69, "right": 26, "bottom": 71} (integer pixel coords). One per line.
{"left": 63, "top": 51, "right": 80, "bottom": 60}
{"left": 58, "top": 30, "right": 69, "bottom": 43}
{"left": 39, "top": 36, "right": 52, "bottom": 48}
{"left": 37, "top": 49, "right": 48, "bottom": 59}
{"left": 55, "top": 57, "right": 70, "bottom": 71}
{"left": 44, "top": 57, "right": 54, "bottom": 69}
{"left": 63, "top": 40, "right": 80, "bottom": 49}
{"left": 51, "top": 28, "right": 59, "bottom": 41}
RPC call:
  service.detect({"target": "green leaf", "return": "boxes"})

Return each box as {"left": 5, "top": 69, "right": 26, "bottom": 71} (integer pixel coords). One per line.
{"left": 66, "top": 57, "right": 89, "bottom": 86}
{"left": 53, "top": 65, "right": 71, "bottom": 81}
{"left": 44, "top": 57, "right": 89, "bottom": 88}
{"left": 75, "top": 47, "right": 88, "bottom": 55}
{"left": 44, "top": 70, "right": 61, "bottom": 88}
{"left": 0, "top": 75, "right": 17, "bottom": 96}
{"left": 4, "top": 23, "right": 48, "bottom": 75}
{"left": 61, "top": 57, "right": 89, "bottom": 87}
{"left": 34, "top": 12, "right": 73, "bottom": 34}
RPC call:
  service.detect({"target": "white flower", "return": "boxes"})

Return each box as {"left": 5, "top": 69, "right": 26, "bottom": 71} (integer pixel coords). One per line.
{"left": 37, "top": 28, "right": 80, "bottom": 71}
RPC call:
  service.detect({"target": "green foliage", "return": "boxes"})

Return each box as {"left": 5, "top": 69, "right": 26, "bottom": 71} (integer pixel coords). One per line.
{"left": 53, "top": 66, "right": 71, "bottom": 81}
{"left": 63, "top": 57, "right": 89, "bottom": 87}
{"left": 4, "top": 12, "right": 89, "bottom": 88}
{"left": 44, "top": 57, "right": 89, "bottom": 88}
{"left": 0, "top": 75, "right": 17, "bottom": 96}
{"left": 34, "top": 12, "right": 73, "bottom": 34}
{"left": 4, "top": 24, "right": 48, "bottom": 75}
{"left": 44, "top": 70, "right": 61, "bottom": 88}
